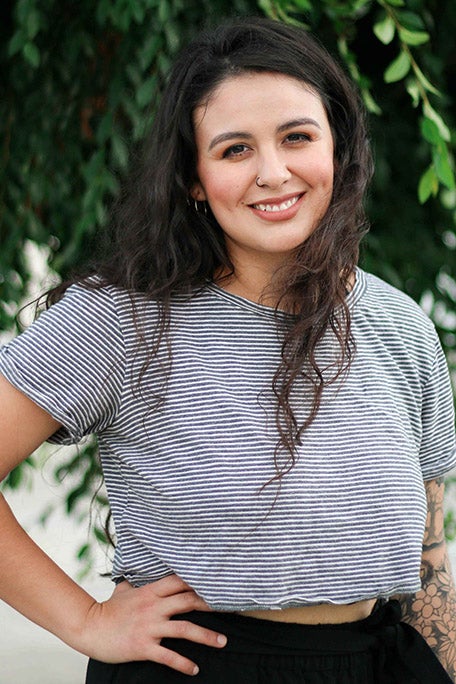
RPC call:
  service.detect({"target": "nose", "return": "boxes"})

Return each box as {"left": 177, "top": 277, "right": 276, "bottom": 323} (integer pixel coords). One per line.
{"left": 256, "top": 150, "right": 291, "bottom": 189}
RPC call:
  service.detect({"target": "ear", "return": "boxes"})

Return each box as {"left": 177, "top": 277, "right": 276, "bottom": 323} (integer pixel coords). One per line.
{"left": 190, "top": 182, "right": 207, "bottom": 202}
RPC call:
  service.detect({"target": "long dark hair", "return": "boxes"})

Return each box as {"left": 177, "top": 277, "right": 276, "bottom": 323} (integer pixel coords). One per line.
{"left": 50, "top": 17, "right": 373, "bottom": 483}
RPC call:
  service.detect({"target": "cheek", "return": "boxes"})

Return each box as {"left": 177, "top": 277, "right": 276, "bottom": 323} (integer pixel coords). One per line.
{"left": 310, "top": 159, "right": 334, "bottom": 217}
{"left": 314, "top": 154, "right": 334, "bottom": 183}
{"left": 314, "top": 161, "right": 334, "bottom": 200}
{"left": 201, "top": 176, "right": 244, "bottom": 209}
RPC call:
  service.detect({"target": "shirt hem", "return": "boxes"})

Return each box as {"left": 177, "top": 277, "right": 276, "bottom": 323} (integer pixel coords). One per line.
{"left": 111, "top": 573, "right": 421, "bottom": 611}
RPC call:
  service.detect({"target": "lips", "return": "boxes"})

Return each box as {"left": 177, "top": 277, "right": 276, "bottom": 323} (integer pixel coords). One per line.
{"left": 249, "top": 192, "right": 305, "bottom": 220}
{"left": 251, "top": 192, "right": 304, "bottom": 211}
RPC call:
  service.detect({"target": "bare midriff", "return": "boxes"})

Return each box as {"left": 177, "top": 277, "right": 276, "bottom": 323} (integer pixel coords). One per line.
{"left": 238, "top": 598, "right": 377, "bottom": 624}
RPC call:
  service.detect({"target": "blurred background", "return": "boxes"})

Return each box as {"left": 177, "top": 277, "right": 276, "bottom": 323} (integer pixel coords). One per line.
{"left": 1, "top": 0, "right": 455, "bottom": 681}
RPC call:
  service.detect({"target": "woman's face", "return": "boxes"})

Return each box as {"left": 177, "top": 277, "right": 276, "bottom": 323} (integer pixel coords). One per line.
{"left": 191, "top": 72, "right": 334, "bottom": 273}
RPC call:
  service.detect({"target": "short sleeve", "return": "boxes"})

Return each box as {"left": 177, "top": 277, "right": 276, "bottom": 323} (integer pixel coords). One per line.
{"left": 420, "top": 332, "right": 456, "bottom": 480}
{"left": 0, "top": 283, "right": 126, "bottom": 444}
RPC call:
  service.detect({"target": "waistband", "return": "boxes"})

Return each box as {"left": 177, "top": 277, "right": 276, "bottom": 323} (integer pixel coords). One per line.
{"left": 173, "top": 599, "right": 451, "bottom": 683}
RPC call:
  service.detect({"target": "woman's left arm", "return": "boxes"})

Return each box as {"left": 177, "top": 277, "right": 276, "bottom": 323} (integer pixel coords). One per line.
{"left": 397, "top": 477, "right": 456, "bottom": 680}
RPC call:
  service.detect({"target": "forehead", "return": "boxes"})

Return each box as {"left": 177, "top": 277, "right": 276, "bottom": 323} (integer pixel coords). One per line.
{"left": 193, "top": 72, "right": 328, "bottom": 131}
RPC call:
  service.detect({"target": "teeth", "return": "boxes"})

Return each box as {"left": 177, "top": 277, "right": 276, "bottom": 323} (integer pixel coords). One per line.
{"left": 254, "top": 195, "right": 300, "bottom": 212}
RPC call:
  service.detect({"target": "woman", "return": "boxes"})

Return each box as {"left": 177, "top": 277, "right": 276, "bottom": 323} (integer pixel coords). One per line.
{"left": 0, "top": 16, "right": 455, "bottom": 683}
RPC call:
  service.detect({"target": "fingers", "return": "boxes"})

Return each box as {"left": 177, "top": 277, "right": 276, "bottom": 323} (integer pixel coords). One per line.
{"left": 162, "top": 619, "right": 227, "bottom": 649}
{"left": 148, "top": 574, "right": 193, "bottom": 598}
{"left": 157, "top": 588, "right": 211, "bottom": 617}
{"left": 93, "top": 574, "right": 227, "bottom": 675}
{"left": 153, "top": 644, "right": 201, "bottom": 677}
{"left": 114, "top": 574, "right": 192, "bottom": 599}
{"left": 112, "top": 576, "right": 213, "bottom": 618}
{"left": 153, "top": 622, "right": 228, "bottom": 677}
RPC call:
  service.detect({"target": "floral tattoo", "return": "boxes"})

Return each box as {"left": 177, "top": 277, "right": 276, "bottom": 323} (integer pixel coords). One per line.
{"left": 397, "top": 477, "right": 456, "bottom": 681}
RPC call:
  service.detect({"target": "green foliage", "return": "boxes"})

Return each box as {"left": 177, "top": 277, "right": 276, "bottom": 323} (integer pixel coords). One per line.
{"left": 1, "top": 0, "right": 456, "bottom": 563}
{"left": 260, "top": 0, "right": 456, "bottom": 353}
{"left": 3, "top": 455, "right": 36, "bottom": 489}
{"left": 0, "top": 0, "right": 261, "bottom": 332}
{"left": 1, "top": 0, "right": 262, "bottom": 572}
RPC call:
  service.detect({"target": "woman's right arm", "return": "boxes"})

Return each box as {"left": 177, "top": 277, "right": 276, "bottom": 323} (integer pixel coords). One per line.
{"left": 0, "top": 374, "right": 226, "bottom": 676}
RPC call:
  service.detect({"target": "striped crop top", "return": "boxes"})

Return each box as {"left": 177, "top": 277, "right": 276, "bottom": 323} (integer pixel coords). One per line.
{"left": 0, "top": 268, "right": 455, "bottom": 610}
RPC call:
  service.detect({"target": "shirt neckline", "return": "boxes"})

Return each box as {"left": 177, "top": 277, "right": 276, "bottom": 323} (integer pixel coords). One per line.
{"left": 206, "top": 267, "right": 367, "bottom": 319}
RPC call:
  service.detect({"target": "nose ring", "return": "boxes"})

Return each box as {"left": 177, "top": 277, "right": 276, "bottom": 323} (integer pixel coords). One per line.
{"left": 255, "top": 177, "right": 263, "bottom": 188}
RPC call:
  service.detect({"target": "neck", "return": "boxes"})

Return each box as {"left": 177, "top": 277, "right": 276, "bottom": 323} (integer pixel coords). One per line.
{"left": 213, "top": 265, "right": 357, "bottom": 311}
{"left": 214, "top": 265, "right": 282, "bottom": 308}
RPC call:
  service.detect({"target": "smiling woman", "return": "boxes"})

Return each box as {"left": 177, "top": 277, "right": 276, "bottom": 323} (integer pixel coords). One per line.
{"left": 191, "top": 72, "right": 334, "bottom": 298}
{"left": 0, "top": 16, "right": 455, "bottom": 684}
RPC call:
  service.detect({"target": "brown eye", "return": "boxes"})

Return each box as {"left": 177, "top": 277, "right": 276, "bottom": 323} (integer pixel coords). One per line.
{"left": 285, "top": 133, "right": 312, "bottom": 143}
{"left": 222, "top": 144, "right": 249, "bottom": 158}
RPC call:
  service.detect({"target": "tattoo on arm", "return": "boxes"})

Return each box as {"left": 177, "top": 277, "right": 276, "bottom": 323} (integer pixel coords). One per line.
{"left": 397, "top": 477, "right": 456, "bottom": 681}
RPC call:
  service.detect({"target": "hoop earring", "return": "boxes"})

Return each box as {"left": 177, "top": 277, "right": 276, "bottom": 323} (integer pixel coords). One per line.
{"left": 193, "top": 199, "right": 208, "bottom": 216}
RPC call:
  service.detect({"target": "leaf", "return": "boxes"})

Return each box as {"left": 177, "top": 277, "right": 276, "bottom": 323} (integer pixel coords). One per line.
{"left": 111, "top": 133, "right": 129, "bottom": 169}
{"left": 136, "top": 74, "right": 157, "bottom": 108}
{"left": 164, "top": 21, "right": 180, "bottom": 55}
{"left": 406, "top": 79, "right": 420, "bottom": 108}
{"left": 395, "top": 9, "right": 425, "bottom": 31}
{"left": 418, "top": 165, "right": 438, "bottom": 204}
{"left": 420, "top": 117, "right": 441, "bottom": 145}
{"left": 23, "top": 42, "right": 40, "bottom": 68}
{"left": 353, "top": 0, "right": 371, "bottom": 10}
{"left": 292, "top": 0, "right": 312, "bottom": 9}
{"left": 66, "top": 485, "right": 86, "bottom": 513}
{"left": 423, "top": 103, "right": 451, "bottom": 142}
{"left": 95, "top": 200, "right": 107, "bottom": 226}
{"left": 26, "top": 9, "right": 41, "bottom": 40}
{"left": 433, "top": 145, "right": 456, "bottom": 191}
{"left": 94, "top": 526, "right": 108, "bottom": 544}
{"left": 96, "top": 111, "right": 114, "bottom": 145}
{"left": 132, "top": 3, "right": 145, "bottom": 23}
{"left": 384, "top": 51, "right": 410, "bottom": 83}
{"left": 257, "top": 0, "right": 276, "bottom": 18}
{"left": 8, "top": 30, "right": 27, "bottom": 57}
{"left": 362, "top": 89, "right": 382, "bottom": 115}
{"left": 414, "top": 64, "right": 441, "bottom": 96}
{"left": 157, "top": 52, "right": 172, "bottom": 77}
{"left": 126, "top": 63, "right": 141, "bottom": 87}
{"left": 102, "top": 169, "right": 120, "bottom": 195}
{"left": 137, "top": 34, "right": 162, "bottom": 71}
{"left": 77, "top": 543, "right": 90, "bottom": 560}
{"left": 5, "top": 466, "right": 23, "bottom": 489}
{"left": 374, "top": 14, "right": 395, "bottom": 45}
{"left": 398, "top": 28, "right": 429, "bottom": 46}
{"left": 158, "top": 0, "right": 171, "bottom": 23}
{"left": 384, "top": 0, "right": 405, "bottom": 6}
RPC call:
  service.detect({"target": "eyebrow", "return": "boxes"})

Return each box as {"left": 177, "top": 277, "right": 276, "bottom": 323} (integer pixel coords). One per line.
{"left": 278, "top": 117, "right": 321, "bottom": 133}
{"left": 208, "top": 117, "right": 322, "bottom": 151}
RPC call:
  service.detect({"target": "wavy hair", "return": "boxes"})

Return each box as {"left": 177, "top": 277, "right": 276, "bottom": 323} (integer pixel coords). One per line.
{"left": 50, "top": 17, "right": 373, "bottom": 483}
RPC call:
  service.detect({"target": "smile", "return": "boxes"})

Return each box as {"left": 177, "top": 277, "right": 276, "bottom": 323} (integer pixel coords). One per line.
{"left": 252, "top": 194, "right": 302, "bottom": 213}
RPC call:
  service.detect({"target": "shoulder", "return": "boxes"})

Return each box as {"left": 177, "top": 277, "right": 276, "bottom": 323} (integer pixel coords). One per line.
{"left": 45, "top": 278, "right": 159, "bottom": 327}
{"left": 353, "top": 269, "right": 443, "bottom": 385}
{"left": 355, "top": 269, "right": 436, "bottom": 337}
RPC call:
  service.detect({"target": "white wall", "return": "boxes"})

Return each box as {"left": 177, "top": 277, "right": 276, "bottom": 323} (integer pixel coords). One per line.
{"left": 1, "top": 464, "right": 112, "bottom": 684}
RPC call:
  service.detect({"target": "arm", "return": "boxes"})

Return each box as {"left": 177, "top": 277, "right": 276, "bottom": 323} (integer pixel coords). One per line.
{"left": 396, "top": 477, "right": 456, "bottom": 681}
{"left": 0, "top": 375, "right": 226, "bottom": 675}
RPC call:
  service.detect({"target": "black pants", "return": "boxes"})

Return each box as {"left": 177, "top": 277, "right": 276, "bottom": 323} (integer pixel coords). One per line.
{"left": 86, "top": 600, "right": 451, "bottom": 683}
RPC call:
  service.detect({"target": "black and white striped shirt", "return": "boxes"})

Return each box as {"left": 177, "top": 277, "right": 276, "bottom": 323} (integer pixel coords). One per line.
{"left": 1, "top": 269, "right": 455, "bottom": 610}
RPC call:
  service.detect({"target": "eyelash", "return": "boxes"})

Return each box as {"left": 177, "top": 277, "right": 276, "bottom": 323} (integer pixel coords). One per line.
{"left": 221, "top": 133, "right": 312, "bottom": 158}
{"left": 222, "top": 144, "right": 250, "bottom": 159}
{"left": 285, "top": 132, "right": 312, "bottom": 143}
